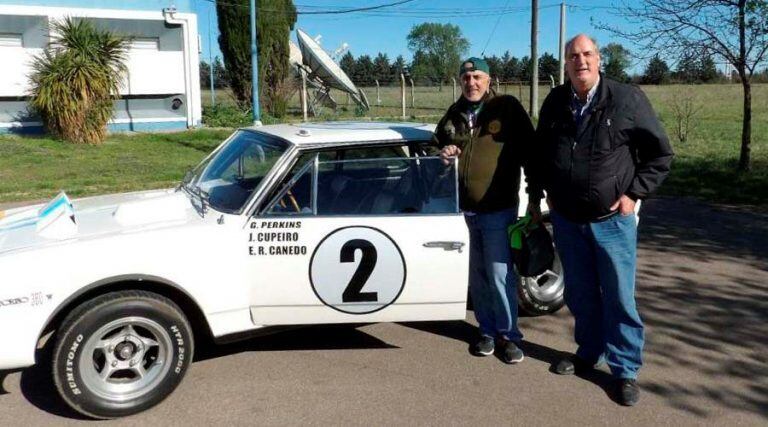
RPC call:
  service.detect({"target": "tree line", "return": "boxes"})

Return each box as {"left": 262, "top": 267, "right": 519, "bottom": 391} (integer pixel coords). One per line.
{"left": 203, "top": 42, "right": 763, "bottom": 92}
{"left": 329, "top": 47, "right": 758, "bottom": 87}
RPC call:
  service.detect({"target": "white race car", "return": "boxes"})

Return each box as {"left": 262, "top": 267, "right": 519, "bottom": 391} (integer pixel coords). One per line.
{"left": 0, "top": 122, "right": 563, "bottom": 418}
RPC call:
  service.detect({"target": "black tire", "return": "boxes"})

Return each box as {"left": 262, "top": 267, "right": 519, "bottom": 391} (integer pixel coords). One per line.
{"left": 52, "top": 290, "right": 194, "bottom": 419}
{"left": 517, "top": 220, "right": 565, "bottom": 316}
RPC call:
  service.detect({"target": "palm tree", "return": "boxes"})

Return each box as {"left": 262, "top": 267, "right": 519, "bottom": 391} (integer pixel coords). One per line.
{"left": 29, "top": 17, "right": 128, "bottom": 144}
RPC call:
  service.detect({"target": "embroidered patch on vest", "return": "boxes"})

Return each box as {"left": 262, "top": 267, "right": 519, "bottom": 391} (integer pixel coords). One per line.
{"left": 488, "top": 119, "right": 502, "bottom": 134}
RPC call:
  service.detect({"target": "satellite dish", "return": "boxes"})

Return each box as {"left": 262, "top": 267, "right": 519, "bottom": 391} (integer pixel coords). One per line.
{"left": 289, "top": 39, "right": 337, "bottom": 109}
{"left": 288, "top": 40, "right": 302, "bottom": 67}
{"left": 295, "top": 28, "right": 369, "bottom": 114}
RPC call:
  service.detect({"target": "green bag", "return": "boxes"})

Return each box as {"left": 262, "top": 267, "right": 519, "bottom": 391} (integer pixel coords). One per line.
{"left": 508, "top": 215, "right": 555, "bottom": 277}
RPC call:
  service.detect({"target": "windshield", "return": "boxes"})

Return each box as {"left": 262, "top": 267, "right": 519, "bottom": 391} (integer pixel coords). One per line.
{"left": 188, "top": 130, "right": 290, "bottom": 214}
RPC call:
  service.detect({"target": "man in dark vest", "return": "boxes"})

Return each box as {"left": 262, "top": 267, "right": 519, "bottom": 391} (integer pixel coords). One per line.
{"left": 530, "top": 34, "right": 673, "bottom": 405}
{"left": 433, "top": 57, "right": 538, "bottom": 364}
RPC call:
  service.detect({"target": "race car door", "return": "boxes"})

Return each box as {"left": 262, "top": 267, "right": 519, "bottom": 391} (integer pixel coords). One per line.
{"left": 246, "top": 154, "right": 469, "bottom": 326}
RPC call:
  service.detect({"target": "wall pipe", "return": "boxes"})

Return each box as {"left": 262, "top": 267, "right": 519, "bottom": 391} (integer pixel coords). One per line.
{"left": 162, "top": 7, "right": 195, "bottom": 128}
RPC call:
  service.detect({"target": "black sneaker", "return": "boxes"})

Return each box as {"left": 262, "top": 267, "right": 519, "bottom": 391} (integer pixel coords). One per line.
{"left": 500, "top": 340, "right": 525, "bottom": 364}
{"left": 554, "top": 355, "right": 597, "bottom": 375}
{"left": 473, "top": 336, "right": 495, "bottom": 356}
{"left": 617, "top": 379, "right": 641, "bottom": 406}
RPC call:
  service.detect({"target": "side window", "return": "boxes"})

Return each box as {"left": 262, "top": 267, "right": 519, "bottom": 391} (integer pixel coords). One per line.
{"left": 264, "top": 157, "right": 314, "bottom": 216}
{"left": 261, "top": 152, "right": 458, "bottom": 217}
{"left": 316, "top": 157, "right": 457, "bottom": 215}
{"left": 341, "top": 146, "right": 406, "bottom": 161}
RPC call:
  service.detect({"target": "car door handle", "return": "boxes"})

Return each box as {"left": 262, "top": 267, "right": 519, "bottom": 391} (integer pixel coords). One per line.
{"left": 423, "top": 241, "right": 465, "bottom": 253}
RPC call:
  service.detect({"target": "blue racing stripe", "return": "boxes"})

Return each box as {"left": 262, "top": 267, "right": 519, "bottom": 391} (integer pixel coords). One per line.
{"left": 0, "top": 217, "right": 38, "bottom": 233}
{"left": 39, "top": 195, "right": 72, "bottom": 218}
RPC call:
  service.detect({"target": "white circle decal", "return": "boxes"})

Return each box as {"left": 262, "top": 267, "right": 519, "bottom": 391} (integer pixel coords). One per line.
{"left": 310, "top": 227, "right": 406, "bottom": 314}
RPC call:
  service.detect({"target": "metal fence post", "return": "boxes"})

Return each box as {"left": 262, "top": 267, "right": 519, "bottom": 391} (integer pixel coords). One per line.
{"left": 301, "top": 70, "right": 308, "bottom": 121}
{"left": 400, "top": 73, "right": 406, "bottom": 119}
{"left": 452, "top": 77, "right": 457, "bottom": 101}
{"left": 495, "top": 77, "right": 500, "bottom": 94}
{"left": 375, "top": 79, "right": 381, "bottom": 106}
{"left": 409, "top": 78, "right": 415, "bottom": 109}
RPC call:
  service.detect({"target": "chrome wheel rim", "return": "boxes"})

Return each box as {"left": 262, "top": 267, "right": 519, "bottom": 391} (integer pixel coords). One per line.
{"left": 521, "top": 251, "right": 564, "bottom": 304}
{"left": 79, "top": 317, "right": 173, "bottom": 402}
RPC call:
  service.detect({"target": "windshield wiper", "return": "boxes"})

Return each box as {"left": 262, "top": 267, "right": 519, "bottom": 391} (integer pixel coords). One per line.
{"left": 177, "top": 168, "right": 210, "bottom": 217}
{"left": 177, "top": 167, "right": 195, "bottom": 192}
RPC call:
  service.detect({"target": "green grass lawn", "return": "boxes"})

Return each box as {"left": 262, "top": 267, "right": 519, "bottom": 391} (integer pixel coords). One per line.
{"left": 0, "top": 129, "right": 231, "bottom": 203}
{"left": 2, "top": 83, "right": 766, "bottom": 207}
{"left": 644, "top": 84, "right": 767, "bottom": 206}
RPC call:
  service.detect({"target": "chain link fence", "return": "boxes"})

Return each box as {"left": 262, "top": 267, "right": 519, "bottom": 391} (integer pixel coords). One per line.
{"left": 202, "top": 79, "right": 554, "bottom": 122}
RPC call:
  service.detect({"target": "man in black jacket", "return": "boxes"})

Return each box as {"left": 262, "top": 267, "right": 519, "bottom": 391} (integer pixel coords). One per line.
{"left": 529, "top": 34, "right": 673, "bottom": 406}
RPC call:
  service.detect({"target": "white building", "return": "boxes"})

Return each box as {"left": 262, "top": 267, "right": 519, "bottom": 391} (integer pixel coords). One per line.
{"left": 0, "top": 0, "right": 201, "bottom": 134}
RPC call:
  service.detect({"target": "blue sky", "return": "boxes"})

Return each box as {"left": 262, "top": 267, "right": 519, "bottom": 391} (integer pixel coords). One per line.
{"left": 194, "top": 1, "right": 641, "bottom": 71}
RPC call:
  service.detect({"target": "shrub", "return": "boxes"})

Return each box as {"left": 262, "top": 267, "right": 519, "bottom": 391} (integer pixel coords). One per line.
{"left": 28, "top": 17, "right": 128, "bottom": 144}
{"left": 670, "top": 90, "right": 703, "bottom": 144}
{"left": 202, "top": 105, "right": 253, "bottom": 128}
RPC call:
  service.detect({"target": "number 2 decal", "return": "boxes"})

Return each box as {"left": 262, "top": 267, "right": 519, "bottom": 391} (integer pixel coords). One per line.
{"left": 310, "top": 226, "right": 406, "bottom": 314}
{"left": 340, "top": 239, "right": 378, "bottom": 303}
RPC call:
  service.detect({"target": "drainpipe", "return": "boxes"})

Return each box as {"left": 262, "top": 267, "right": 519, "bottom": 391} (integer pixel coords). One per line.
{"left": 162, "top": 7, "right": 195, "bottom": 128}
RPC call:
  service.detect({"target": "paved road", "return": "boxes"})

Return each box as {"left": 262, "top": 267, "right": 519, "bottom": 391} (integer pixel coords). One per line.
{"left": 1, "top": 197, "right": 766, "bottom": 426}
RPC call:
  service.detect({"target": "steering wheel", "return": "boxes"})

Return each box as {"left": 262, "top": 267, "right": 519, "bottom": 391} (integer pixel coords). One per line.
{"left": 281, "top": 190, "right": 301, "bottom": 213}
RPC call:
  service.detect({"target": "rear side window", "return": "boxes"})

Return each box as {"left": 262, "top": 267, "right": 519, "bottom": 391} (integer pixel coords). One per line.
{"left": 263, "top": 156, "right": 458, "bottom": 216}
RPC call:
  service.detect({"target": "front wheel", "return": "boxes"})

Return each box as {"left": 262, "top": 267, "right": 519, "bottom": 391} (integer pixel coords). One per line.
{"left": 517, "top": 221, "right": 565, "bottom": 316}
{"left": 52, "top": 290, "right": 194, "bottom": 419}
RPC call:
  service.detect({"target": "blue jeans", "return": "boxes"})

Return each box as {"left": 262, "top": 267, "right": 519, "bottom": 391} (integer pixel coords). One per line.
{"left": 550, "top": 210, "right": 643, "bottom": 379}
{"left": 465, "top": 208, "right": 523, "bottom": 343}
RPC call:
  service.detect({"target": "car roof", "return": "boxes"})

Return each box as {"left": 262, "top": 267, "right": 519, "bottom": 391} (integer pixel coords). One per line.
{"left": 241, "top": 121, "right": 436, "bottom": 146}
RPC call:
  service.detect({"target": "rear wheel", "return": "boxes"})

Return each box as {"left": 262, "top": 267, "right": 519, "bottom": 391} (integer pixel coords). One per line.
{"left": 517, "top": 220, "right": 565, "bottom": 316}
{"left": 52, "top": 290, "right": 193, "bottom": 419}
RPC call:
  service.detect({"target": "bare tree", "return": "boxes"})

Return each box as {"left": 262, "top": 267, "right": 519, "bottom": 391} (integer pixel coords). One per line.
{"left": 670, "top": 90, "right": 703, "bottom": 143}
{"left": 601, "top": 0, "right": 768, "bottom": 171}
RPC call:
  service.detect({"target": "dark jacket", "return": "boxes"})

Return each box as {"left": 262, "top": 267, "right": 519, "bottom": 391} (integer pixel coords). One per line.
{"left": 432, "top": 93, "right": 536, "bottom": 213}
{"left": 531, "top": 76, "right": 673, "bottom": 222}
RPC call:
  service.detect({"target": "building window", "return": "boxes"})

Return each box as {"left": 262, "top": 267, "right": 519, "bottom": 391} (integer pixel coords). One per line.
{"left": 130, "top": 37, "right": 160, "bottom": 50}
{"left": 0, "top": 33, "right": 23, "bottom": 47}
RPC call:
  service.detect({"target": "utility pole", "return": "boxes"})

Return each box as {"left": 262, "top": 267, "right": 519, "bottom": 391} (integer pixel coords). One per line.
{"left": 250, "top": 0, "right": 261, "bottom": 126}
{"left": 208, "top": 8, "right": 215, "bottom": 106}
{"left": 559, "top": 2, "right": 566, "bottom": 85}
{"left": 530, "top": 0, "right": 539, "bottom": 118}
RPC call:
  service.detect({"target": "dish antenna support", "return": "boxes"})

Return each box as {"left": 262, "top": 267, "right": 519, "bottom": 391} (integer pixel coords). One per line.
{"left": 295, "top": 29, "right": 369, "bottom": 116}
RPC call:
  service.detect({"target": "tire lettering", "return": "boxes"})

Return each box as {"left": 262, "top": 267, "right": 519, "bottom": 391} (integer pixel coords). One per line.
{"left": 171, "top": 325, "right": 185, "bottom": 374}
{"left": 170, "top": 325, "right": 184, "bottom": 346}
{"left": 65, "top": 334, "right": 83, "bottom": 395}
{"left": 175, "top": 347, "right": 185, "bottom": 374}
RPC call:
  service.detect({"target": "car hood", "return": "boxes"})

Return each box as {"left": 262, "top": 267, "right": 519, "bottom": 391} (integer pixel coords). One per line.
{"left": 0, "top": 189, "right": 198, "bottom": 255}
